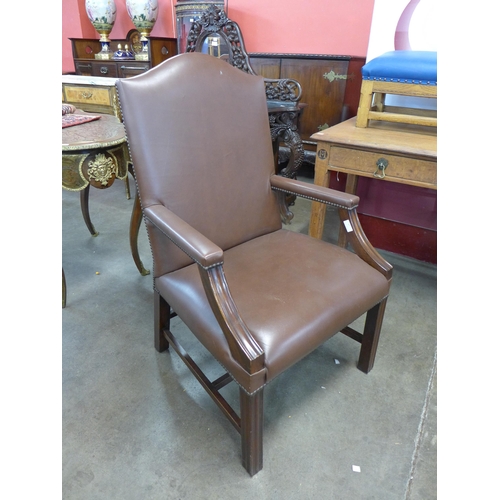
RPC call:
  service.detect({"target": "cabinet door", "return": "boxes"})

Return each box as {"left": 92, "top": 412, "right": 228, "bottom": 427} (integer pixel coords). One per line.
{"left": 150, "top": 38, "right": 178, "bottom": 67}
{"left": 280, "top": 58, "right": 349, "bottom": 144}
{"left": 71, "top": 39, "right": 102, "bottom": 59}
{"left": 249, "top": 57, "right": 281, "bottom": 79}
{"left": 344, "top": 58, "right": 365, "bottom": 118}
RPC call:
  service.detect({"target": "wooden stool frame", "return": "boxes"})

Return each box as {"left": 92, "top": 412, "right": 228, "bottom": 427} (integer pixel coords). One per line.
{"left": 356, "top": 79, "right": 437, "bottom": 128}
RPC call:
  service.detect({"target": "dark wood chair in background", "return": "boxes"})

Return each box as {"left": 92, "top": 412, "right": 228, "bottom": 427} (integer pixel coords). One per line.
{"left": 185, "top": 5, "right": 305, "bottom": 203}
{"left": 116, "top": 52, "right": 392, "bottom": 476}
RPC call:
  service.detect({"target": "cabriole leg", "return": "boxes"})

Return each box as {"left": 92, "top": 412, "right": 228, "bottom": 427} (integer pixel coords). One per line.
{"left": 80, "top": 185, "right": 98, "bottom": 237}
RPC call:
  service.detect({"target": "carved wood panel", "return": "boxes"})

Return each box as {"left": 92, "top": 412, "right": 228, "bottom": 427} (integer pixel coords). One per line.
{"left": 250, "top": 54, "right": 366, "bottom": 152}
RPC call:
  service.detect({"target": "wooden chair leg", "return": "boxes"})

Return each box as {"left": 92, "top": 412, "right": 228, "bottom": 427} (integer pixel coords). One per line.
{"left": 240, "top": 388, "right": 264, "bottom": 477}
{"left": 154, "top": 291, "right": 170, "bottom": 352}
{"left": 357, "top": 297, "right": 388, "bottom": 374}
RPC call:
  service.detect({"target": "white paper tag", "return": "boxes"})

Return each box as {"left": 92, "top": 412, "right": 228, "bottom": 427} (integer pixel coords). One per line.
{"left": 343, "top": 220, "right": 353, "bottom": 232}
{"left": 352, "top": 465, "right": 361, "bottom": 472}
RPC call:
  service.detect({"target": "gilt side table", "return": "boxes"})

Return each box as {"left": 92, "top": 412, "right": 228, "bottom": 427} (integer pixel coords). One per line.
{"left": 62, "top": 111, "right": 149, "bottom": 277}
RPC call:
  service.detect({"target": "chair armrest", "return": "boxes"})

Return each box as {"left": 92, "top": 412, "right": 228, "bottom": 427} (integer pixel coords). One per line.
{"left": 199, "top": 266, "right": 265, "bottom": 375}
{"left": 270, "top": 175, "right": 360, "bottom": 209}
{"left": 337, "top": 207, "right": 393, "bottom": 280}
{"left": 143, "top": 205, "right": 223, "bottom": 269}
{"left": 144, "top": 204, "right": 265, "bottom": 373}
{"left": 270, "top": 176, "right": 393, "bottom": 280}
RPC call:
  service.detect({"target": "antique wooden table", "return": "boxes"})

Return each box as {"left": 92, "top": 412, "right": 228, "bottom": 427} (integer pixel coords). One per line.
{"left": 62, "top": 111, "right": 149, "bottom": 277}
{"left": 308, "top": 117, "right": 437, "bottom": 246}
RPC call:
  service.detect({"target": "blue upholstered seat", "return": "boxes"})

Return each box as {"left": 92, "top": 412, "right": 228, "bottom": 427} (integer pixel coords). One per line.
{"left": 361, "top": 51, "right": 437, "bottom": 86}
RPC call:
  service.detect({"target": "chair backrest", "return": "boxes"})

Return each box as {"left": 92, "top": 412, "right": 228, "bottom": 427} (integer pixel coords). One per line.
{"left": 116, "top": 52, "right": 283, "bottom": 275}
{"left": 186, "top": 5, "right": 302, "bottom": 103}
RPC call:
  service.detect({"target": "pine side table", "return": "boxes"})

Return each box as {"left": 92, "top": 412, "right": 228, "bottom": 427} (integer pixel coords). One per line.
{"left": 308, "top": 117, "right": 437, "bottom": 247}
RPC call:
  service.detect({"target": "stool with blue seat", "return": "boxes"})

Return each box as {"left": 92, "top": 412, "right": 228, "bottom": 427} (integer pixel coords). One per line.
{"left": 355, "top": 50, "right": 437, "bottom": 128}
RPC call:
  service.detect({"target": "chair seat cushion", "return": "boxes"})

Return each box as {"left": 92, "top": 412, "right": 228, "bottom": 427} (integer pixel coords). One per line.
{"left": 361, "top": 50, "right": 437, "bottom": 85}
{"left": 156, "top": 229, "right": 390, "bottom": 393}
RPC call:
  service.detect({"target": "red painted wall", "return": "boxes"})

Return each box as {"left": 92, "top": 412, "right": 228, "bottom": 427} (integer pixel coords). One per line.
{"left": 62, "top": 0, "right": 375, "bottom": 73}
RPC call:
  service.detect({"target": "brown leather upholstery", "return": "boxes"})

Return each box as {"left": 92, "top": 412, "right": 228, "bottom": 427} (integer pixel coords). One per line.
{"left": 116, "top": 52, "right": 392, "bottom": 476}
{"left": 158, "top": 230, "right": 389, "bottom": 391}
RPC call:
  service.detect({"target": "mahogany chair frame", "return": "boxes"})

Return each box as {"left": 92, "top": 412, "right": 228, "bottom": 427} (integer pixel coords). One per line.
{"left": 116, "top": 53, "right": 393, "bottom": 477}
{"left": 151, "top": 176, "right": 392, "bottom": 476}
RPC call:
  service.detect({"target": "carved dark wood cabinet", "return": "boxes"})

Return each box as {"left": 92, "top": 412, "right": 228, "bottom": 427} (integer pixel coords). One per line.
{"left": 249, "top": 53, "right": 365, "bottom": 162}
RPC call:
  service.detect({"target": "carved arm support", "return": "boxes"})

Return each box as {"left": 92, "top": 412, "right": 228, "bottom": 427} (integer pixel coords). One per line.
{"left": 337, "top": 206, "right": 393, "bottom": 281}
{"left": 269, "top": 175, "right": 393, "bottom": 280}
{"left": 264, "top": 78, "right": 302, "bottom": 102}
{"left": 143, "top": 205, "right": 265, "bottom": 374}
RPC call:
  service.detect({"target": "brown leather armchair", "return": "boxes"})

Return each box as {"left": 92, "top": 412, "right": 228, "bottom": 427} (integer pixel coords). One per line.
{"left": 116, "top": 52, "right": 392, "bottom": 477}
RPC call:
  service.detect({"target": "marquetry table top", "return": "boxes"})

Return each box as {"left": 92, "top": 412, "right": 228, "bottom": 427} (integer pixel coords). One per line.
{"left": 62, "top": 111, "right": 127, "bottom": 152}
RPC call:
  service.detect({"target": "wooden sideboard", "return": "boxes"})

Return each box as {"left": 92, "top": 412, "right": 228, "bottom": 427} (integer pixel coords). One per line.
{"left": 249, "top": 53, "right": 365, "bottom": 158}
{"left": 70, "top": 37, "right": 178, "bottom": 78}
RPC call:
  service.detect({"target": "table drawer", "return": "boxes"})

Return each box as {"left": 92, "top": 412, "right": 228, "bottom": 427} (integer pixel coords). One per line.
{"left": 63, "top": 85, "right": 113, "bottom": 107}
{"left": 91, "top": 62, "right": 119, "bottom": 78}
{"left": 117, "top": 63, "right": 149, "bottom": 78}
{"left": 328, "top": 145, "right": 437, "bottom": 189}
{"left": 62, "top": 84, "right": 120, "bottom": 117}
{"left": 75, "top": 61, "right": 93, "bottom": 76}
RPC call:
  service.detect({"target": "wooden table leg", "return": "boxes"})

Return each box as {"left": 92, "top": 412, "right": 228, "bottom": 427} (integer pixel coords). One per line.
{"left": 308, "top": 147, "right": 331, "bottom": 239}
{"left": 129, "top": 175, "right": 150, "bottom": 276}
{"left": 338, "top": 173, "right": 359, "bottom": 248}
{"left": 79, "top": 185, "right": 99, "bottom": 237}
{"left": 124, "top": 175, "right": 131, "bottom": 200}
